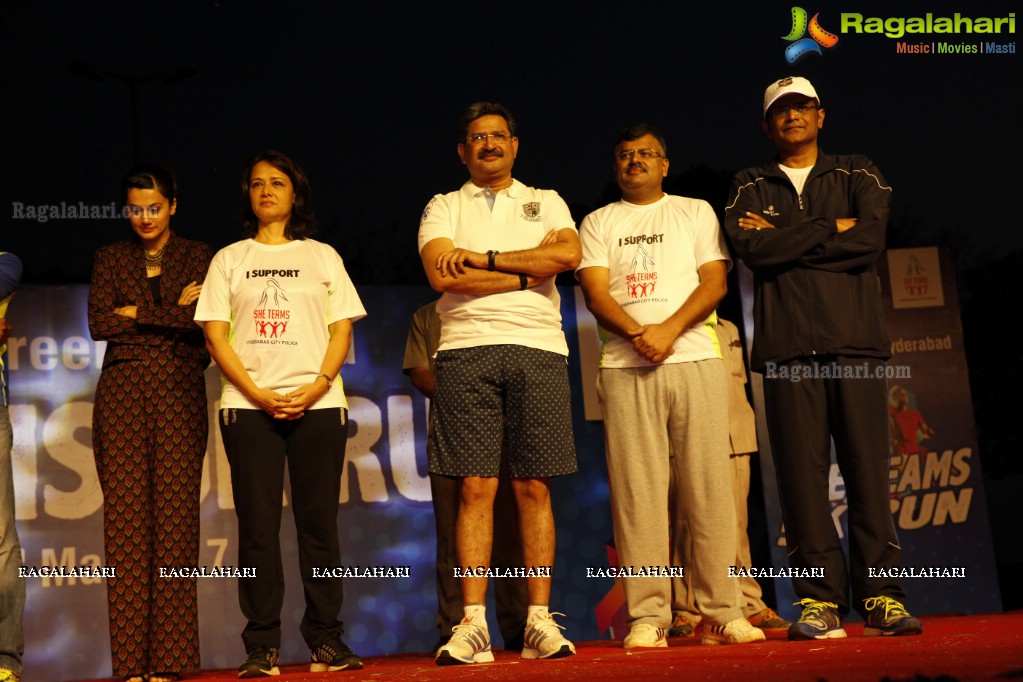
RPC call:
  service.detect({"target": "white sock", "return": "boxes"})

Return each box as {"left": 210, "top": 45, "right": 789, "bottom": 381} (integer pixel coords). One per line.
{"left": 464, "top": 604, "right": 487, "bottom": 627}
{"left": 527, "top": 605, "right": 550, "bottom": 625}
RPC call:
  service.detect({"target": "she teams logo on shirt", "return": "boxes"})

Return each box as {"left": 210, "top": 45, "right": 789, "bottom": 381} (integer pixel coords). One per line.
{"left": 253, "top": 278, "right": 292, "bottom": 339}
{"left": 626, "top": 245, "right": 658, "bottom": 299}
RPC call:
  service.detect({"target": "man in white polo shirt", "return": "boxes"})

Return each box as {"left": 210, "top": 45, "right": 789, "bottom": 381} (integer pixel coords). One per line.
{"left": 418, "top": 102, "right": 581, "bottom": 666}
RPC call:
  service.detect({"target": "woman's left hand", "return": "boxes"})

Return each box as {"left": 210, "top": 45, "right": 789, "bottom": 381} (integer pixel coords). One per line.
{"left": 178, "top": 280, "right": 202, "bottom": 306}
{"left": 275, "top": 380, "right": 329, "bottom": 419}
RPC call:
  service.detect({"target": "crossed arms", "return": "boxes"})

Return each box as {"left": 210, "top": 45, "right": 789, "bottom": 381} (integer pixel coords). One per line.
{"left": 420, "top": 228, "right": 581, "bottom": 296}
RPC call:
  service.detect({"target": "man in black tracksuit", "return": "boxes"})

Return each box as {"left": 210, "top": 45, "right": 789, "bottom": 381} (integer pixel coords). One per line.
{"left": 724, "top": 76, "right": 923, "bottom": 641}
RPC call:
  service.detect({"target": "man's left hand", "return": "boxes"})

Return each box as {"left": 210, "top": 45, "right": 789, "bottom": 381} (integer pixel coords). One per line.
{"left": 436, "top": 248, "right": 486, "bottom": 278}
{"left": 738, "top": 212, "right": 775, "bottom": 230}
{"left": 632, "top": 322, "right": 677, "bottom": 363}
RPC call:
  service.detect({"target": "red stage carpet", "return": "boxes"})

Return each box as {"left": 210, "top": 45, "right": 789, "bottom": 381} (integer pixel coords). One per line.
{"left": 77, "top": 611, "right": 1023, "bottom": 682}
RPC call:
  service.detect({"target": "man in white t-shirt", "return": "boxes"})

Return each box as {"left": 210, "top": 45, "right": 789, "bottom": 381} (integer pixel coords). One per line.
{"left": 577, "top": 123, "right": 764, "bottom": 649}
{"left": 417, "top": 102, "right": 581, "bottom": 666}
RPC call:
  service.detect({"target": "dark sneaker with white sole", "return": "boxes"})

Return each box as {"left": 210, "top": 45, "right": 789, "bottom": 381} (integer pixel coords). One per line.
{"left": 788, "top": 599, "right": 847, "bottom": 640}
{"left": 863, "top": 596, "right": 923, "bottom": 636}
{"left": 310, "top": 637, "right": 363, "bottom": 672}
{"left": 238, "top": 647, "right": 280, "bottom": 678}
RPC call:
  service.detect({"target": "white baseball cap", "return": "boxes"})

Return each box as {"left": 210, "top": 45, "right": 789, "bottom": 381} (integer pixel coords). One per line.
{"left": 763, "top": 76, "right": 820, "bottom": 116}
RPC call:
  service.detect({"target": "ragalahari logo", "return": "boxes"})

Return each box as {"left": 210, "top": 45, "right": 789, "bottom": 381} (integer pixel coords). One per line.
{"left": 782, "top": 7, "right": 839, "bottom": 63}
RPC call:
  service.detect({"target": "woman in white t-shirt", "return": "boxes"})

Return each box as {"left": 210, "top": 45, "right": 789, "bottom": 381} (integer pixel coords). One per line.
{"left": 195, "top": 150, "right": 366, "bottom": 677}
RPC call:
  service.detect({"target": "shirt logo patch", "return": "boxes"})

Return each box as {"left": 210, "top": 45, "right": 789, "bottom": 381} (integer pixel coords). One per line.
{"left": 763, "top": 205, "right": 780, "bottom": 217}
{"left": 421, "top": 197, "right": 436, "bottom": 224}
{"left": 521, "top": 201, "right": 541, "bottom": 221}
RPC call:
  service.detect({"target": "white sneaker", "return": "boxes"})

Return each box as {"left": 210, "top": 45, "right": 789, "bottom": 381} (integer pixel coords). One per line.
{"left": 624, "top": 623, "right": 668, "bottom": 650}
{"left": 435, "top": 621, "right": 495, "bottom": 665}
{"left": 702, "top": 618, "right": 767, "bottom": 645}
{"left": 521, "top": 612, "right": 576, "bottom": 660}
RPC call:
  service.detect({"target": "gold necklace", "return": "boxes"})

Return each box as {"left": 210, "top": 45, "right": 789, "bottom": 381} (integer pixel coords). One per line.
{"left": 144, "top": 246, "right": 165, "bottom": 271}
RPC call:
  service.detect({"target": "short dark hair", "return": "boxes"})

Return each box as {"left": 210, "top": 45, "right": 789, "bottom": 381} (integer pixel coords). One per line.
{"left": 240, "top": 150, "right": 317, "bottom": 239}
{"left": 123, "top": 164, "right": 177, "bottom": 203}
{"left": 458, "top": 102, "right": 516, "bottom": 141}
{"left": 615, "top": 123, "right": 668, "bottom": 158}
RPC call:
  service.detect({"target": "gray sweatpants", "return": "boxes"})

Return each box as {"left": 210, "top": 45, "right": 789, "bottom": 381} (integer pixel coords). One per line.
{"left": 597, "top": 360, "right": 742, "bottom": 628}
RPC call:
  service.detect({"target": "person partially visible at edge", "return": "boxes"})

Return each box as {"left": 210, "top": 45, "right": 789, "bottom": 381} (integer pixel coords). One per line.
{"left": 0, "top": 251, "right": 25, "bottom": 682}
{"left": 723, "top": 76, "right": 923, "bottom": 640}
{"left": 88, "top": 165, "right": 212, "bottom": 682}
{"left": 418, "top": 102, "right": 581, "bottom": 665}
{"left": 195, "top": 150, "right": 367, "bottom": 677}
{"left": 576, "top": 123, "right": 764, "bottom": 649}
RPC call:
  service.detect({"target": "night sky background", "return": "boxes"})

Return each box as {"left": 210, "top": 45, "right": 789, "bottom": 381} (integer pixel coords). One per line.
{"left": 4, "top": 0, "right": 1021, "bottom": 608}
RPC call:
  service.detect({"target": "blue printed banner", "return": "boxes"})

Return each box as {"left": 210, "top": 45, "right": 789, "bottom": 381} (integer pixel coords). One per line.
{"left": 8, "top": 284, "right": 613, "bottom": 681}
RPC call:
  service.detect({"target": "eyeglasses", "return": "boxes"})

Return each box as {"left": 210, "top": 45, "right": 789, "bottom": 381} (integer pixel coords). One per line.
{"left": 467, "top": 132, "right": 512, "bottom": 144}
{"left": 768, "top": 102, "right": 819, "bottom": 120}
{"left": 615, "top": 148, "right": 664, "bottom": 161}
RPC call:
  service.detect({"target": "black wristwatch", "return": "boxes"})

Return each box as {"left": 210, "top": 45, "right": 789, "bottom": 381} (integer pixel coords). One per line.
{"left": 487, "top": 250, "right": 499, "bottom": 271}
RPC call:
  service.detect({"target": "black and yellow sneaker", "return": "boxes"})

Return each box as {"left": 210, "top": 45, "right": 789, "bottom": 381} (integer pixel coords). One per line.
{"left": 788, "top": 599, "right": 847, "bottom": 640}
{"left": 310, "top": 637, "right": 364, "bottom": 672}
{"left": 239, "top": 646, "right": 280, "bottom": 678}
{"left": 863, "top": 596, "right": 923, "bottom": 636}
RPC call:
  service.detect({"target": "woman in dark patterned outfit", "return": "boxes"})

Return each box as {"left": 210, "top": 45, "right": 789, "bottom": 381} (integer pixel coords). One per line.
{"left": 88, "top": 165, "right": 213, "bottom": 682}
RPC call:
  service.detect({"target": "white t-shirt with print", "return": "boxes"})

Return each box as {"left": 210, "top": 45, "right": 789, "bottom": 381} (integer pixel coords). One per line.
{"left": 195, "top": 238, "right": 366, "bottom": 409}
{"left": 577, "top": 194, "right": 730, "bottom": 368}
